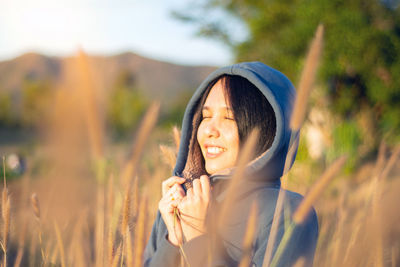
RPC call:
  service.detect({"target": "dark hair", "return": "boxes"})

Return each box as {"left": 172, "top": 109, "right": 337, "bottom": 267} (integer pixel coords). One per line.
{"left": 183, "top": 74, "right": 276, "bottom": 178}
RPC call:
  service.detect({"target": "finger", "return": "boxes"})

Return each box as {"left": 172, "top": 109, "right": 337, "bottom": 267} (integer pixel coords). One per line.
{"left": 186, "top": 187, "right": 194, "bottom": 198}
{"left": 169, "top": 184, "right": 185, "bottom": 198}
{"left": 174, "top": 184, "right": 186, "bottom": 198}
{"left": 200, "top": 175, "right": 211, "bottom": 199}
{"left": 193, "top": 178, "right": 201, "bottom": 196}
{"left": 162, "top": 176, "right": 186, "bottom": 196}
{"left": 164, "top": 186, "right": 184, "bottom": 203}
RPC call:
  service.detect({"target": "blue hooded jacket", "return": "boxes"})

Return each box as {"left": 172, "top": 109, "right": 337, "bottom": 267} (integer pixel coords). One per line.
{"left": 144, "top": 62, "right": 318, "bottom": 267}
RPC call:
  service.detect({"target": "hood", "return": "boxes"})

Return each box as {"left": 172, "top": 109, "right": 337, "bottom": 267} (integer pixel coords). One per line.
{"left": 173, "top": 62, "right": 299, "bottom": 186}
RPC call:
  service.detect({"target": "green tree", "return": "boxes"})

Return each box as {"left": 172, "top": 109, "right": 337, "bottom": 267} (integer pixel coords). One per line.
{"left": 175, "top": 0, "right": 400, "bottom": 152}
{"left": 0, "top": 92, "right": 13, "bottom": 127}
{"left": 106, "top": 71, "right": 147, "bottom": 139}
{"left": 21, "top": 80, "right": 52, "bottom": 128}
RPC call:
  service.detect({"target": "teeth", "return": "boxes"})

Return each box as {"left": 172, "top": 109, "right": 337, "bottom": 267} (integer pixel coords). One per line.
{"left": 207, "top": 147, "right": 226, "bottom": 154}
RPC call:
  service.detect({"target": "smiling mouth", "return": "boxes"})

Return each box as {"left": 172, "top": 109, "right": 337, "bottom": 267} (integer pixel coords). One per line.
{"left": 205, "top": 146, "right": 227, "bottom": 158}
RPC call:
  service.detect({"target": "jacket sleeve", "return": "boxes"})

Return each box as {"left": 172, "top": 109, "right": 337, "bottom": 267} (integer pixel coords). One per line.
{"left": 143, "top": 211, "right": 182, "bottom": 267}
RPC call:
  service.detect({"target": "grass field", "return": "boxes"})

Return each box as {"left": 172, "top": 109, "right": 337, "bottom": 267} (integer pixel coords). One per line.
{"left": 0, "top": 27, "right": 399, "bottom": 267}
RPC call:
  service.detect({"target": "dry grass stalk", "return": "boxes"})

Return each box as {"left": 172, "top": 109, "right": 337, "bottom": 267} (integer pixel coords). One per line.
{"left": 95, "top": 186, "right": 105, "bottom": 267}
{"left": 264, "top": 25, "right": 324, "bottom": 266}
{"left": 217, "top": 129, "right": 259, "bottom": 227}
{"left": 392, "top": 245, "right": 397, "bottom": 267}
{"left": 132, "top": 175, "right": 139, "bottom": 219}
{"left": 373, "top": 141, "right": 387, "bottom": 178}
{"left": 28, "top": 230, "right": 37, "bottom": 267}
{"left": 54, "top": 222, "right": 66, "bottom": 267}
{"left": 331, "top": 194, "right": 347, "bottom": 266}
{"left": 369, "top": 145, "right": 399, "bottom": 267}
{"left": 1, "top": 198, "right": 10, "bottom": 267}
{"left": 159, "top": 145, "right": 177, "bottom": 169}
{"left": 268, "top": 153, "right": 347, "bottom": 266}
{"left": 290, "top": 24, "right": 324, "bottom": 131}
{"left": 293, "top": 155, "right": 347, "bottom": 224}
{"left": 379, "top": 144, "right": 400, "bottom": 181}
{"left": 121, "top": 182, "right": 132, "bottom": 236}
{"left": 239, "top": 202, "right": 258, "bottom": 267}
{"left": 31, "top": 193, "right": 46, "bottom": 264}
{"left": 76, "top": 49, "right": 104, "bottom": 159}
{"left": 107, "top": 174, "right": 115, "bottom": 266}
{"left": 365, "top": 142, "right": 387, "bottom": 207}
{"left": 31, "top": 193, "right": 40, "bottom": 220}
{"left": 121, "top": 101, "right": 160, "bottom": 186}
{"left": 13, "top": 220, "right": 27, "bottom": 267}
{"left": 111, "top": 243, "right": 122, "bottom": 267}
{"left": 262, "top": 191, "right": 285, "bottom": 265}
{"left": 173, "top": 126, "right": 181, "bottom": 150}
{"left": 68, "top": 214, "right": 87, "bottom": 267}
{"left": 49, "top": 239, "right": 58, "bottom": 265}
{"left": 108, "top": 224, "right": 115, "bottom": 267}
{"left": 1, "top": 157, "right": 10, "bottom": 267}
{"left": 125, "top": 226, "right": 133, "bottom": 267}
{"left": 343, "top": 223, "right": 361, "bottom": 264}
{"left": 133, "top": 194, "right": 148, "bottom": 267}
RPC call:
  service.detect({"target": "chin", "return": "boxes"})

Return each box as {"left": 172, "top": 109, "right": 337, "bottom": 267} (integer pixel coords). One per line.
{"left": 205, "top": 161, "right": 231, "bottom": 175}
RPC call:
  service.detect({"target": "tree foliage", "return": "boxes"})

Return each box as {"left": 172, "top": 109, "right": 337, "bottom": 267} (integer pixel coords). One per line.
{"left": 106, "top": 71, "right": 148, "bottom": 139}
{"left": 0, "top": 92, "right": 13, "bottom": 127}
{"left": 175, "top": 0, "right": 400, "bottom": 149}
{"left": 21, "top": 79, "right": 52, "bottom": 128}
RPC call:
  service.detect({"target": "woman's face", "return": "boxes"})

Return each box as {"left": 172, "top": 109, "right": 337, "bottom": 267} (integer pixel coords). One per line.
{"left": 197, "top": 80, "right": 240, "bottom": 175}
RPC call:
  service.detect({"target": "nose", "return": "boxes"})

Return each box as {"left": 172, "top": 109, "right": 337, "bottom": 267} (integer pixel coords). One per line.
{"left": 204, "top": 119, "right": 220, "bottom": 138}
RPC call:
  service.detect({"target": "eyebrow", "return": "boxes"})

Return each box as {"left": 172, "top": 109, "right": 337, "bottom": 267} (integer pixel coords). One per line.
{"left": 202, "top": 106, "right": 233, "bottom": 112}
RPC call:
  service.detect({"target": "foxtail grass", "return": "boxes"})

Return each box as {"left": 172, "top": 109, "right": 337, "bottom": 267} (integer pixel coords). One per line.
{"left": 31, "top": 193, "right": 46, "bottom": 265}
{"left": 125, "top": 226, "right": 133, "bottom": 267}
{"left": 111, "top": 243, "right": 122, "bottom": 267}
{"left": 121, "top": 101, "right": 160, "bottom": 186}
{"left": 54, "top": 221, "right": 66, "bottom": 267}
{"left": 269, "top": 155, "right": 347, "bottom": 267}
{"left": 217, "top": 129, "right": 259, "bottom": 228}
{"left": 159, "top": 145, "right": 177, "bottom": 170}
{"left": 370, "top": 145, "right": 400, "bottom": 267}
{"left": 95, "top": 186, "right": 105, "bottom": 267}
{"left": 76, "top": 49, "right": 104, "bottom": 160}
{"left": 1, "top": 157, "right": 10, "bottom": 267}
{"left": 107, "top": 175, "right": 116, "bottom": 266}
{"left": 290, "top": 24, "right": 324, "bottom": 131}
{"left": 263, "top": 24, "right": 324, "bottom": 267}
{"left": 13, "top": 220, "right": 27, "bottom": 267}
{"left": 133, "top": 195, "right": 148, "bottom": 267}
{"left": 120, "top": 181, "right": 132, "bottom": 237}
{"left": 173, "top": 126, "right": 181, "bottom": 150}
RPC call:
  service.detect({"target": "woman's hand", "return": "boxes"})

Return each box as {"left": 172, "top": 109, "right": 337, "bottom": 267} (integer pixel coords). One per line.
{"left": 158, "top": 176, "right": 186, "bottom": 246}
{"left": 178, "top": 175, "right": 211, "bottom": 242}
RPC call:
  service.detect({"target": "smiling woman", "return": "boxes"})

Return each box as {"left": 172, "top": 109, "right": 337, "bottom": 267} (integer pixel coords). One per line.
{"left": 197, "top": 79, "right": 240, "bottom": 174}
{"left": 195, "top": 75, "right": 276, "bottom": 176}
{"left": 144, "top": 62, "right": 319, "bottom": 267}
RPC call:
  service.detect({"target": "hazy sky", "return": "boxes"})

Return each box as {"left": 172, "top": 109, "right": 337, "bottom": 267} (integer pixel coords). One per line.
{"left": 0, "top": 0, "right": 242, "bottom": 66}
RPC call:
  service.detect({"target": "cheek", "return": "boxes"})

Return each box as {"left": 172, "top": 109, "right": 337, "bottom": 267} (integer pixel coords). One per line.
{"left": 223, "top": 125, "right": 240, "bottom": 154}
{"left": 197, "top": 123, "right": 205, "bottom": 144}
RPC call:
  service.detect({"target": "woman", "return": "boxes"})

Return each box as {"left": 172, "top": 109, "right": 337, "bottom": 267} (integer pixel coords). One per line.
{"left": 144, "top": 62, "right": 318, "bottom": 267}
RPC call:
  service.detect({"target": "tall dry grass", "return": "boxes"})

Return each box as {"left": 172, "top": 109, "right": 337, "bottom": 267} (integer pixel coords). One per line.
{"left": 0, "top": 39, "right": 399, "bottom": 267}
{"left": 264, "top": 24, "right": 324, "bottom": 267}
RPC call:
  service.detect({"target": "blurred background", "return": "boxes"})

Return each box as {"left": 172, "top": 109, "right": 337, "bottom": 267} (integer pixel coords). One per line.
{"left": 0, "top": 0, "right": 399, "bottom": 266}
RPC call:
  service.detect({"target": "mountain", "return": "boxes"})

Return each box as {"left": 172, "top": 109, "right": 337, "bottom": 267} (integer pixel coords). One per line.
{"left": 0, "top": 52, "right": 217, "bottom": 106}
